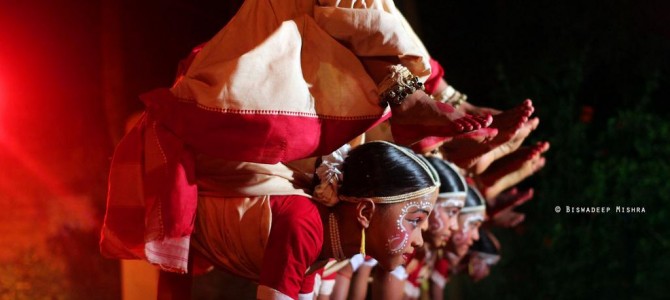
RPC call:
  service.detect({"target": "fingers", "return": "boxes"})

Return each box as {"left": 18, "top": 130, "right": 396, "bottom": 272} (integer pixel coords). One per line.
{"left": 511, "top": 213, "right": 525, "bottom": 227}
{"left": 537, "top": 141, "right": 550, "bottom": 153}
{"left": 521, "top": 99, "right": 534, "bottom": 117}
{"left": 490, "top": 187, "right": 533, "bottom": 217}
{"left": 512, "top": 188, "right": 534, "bottom": 207}
{"left": 532, "top": 157, "right": 547, "bottom": 173}
{"left": 526, "top": 117, "right": 540, "bottom": 131}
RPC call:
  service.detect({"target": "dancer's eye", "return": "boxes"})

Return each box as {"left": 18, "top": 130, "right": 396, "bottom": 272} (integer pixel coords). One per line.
{"left": 447, "top": 208, "right": 459, "bottom": 217}
{"left": 406, "top": 217, "right": 423, "bottom": 229}
{"left": 407, "top": 218, "right": 421, "bottom": 228}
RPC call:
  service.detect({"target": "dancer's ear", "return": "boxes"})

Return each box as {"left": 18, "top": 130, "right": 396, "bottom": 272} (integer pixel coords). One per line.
{"left": 356, "top": 199, "right": 376, "bottom": 229}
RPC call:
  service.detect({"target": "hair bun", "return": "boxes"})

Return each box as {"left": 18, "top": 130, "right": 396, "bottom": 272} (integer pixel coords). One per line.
{"left": 313, "top": 144, "right": 351, "bottom": 206}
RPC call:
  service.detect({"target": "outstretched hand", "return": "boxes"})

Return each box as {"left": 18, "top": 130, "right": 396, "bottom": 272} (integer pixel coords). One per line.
{"left": 487, "top": 187, "right": 534, "bottom": 218}
{"left": 471, "top": 117, "right": 540, "bottom": 175}
{"left": 491, "top": 208, "right": 526, "bottom": 228}
{"left": 477, "top": 141, "right": 550, "bottom": 200}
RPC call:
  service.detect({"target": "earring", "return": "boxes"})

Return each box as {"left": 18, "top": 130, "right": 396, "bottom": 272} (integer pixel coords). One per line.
{"left": 360, "top": 228, "right": 366, "bottom": 256}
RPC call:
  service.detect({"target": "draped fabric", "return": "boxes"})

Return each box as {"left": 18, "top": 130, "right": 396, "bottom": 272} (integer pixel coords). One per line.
{"left": 100, "top": 0, "right": 434, "bottom": 275}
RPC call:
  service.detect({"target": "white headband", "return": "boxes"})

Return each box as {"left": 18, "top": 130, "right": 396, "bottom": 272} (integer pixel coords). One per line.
{"left": 339, "top": 141, "right": 440, "bottom": 204}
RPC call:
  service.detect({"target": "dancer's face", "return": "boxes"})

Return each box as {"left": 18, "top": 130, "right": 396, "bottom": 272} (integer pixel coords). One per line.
{"left": 449, "top": 211, "right": 485, "bottom": 257}
{"left": 427, "top": 197, "right": 464, "bottom": 247}
{"left": 367, "top": 191, "right": 437, "bottom": 271}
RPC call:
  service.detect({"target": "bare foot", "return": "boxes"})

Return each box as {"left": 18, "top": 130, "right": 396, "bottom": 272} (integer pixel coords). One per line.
{"left": 441, "top": 101, "right": 536, "bottom": 171}
{"left": 472, "top": 117, "right": 540, "bottom": 174}
{"left": 490, "top": 99, "right": 534, "bottom": 129}
{"left": 459, "top": 101, "right": 501, "bottom": 116}
{"left": 390, "top": 91, "right": 492, "bottom": 147}
{"left": 436, "top": 128, "right": 500, "bottom": 167}
{"left": 478, "top": 141, "right": 550, "bottom": 200}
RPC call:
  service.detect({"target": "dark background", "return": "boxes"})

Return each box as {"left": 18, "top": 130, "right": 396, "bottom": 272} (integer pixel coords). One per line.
{"left": 0, "top": 0, "right": 668, "bottom": 299}
{"left": 412, "top": 1, "right": 670, "bottom": 299}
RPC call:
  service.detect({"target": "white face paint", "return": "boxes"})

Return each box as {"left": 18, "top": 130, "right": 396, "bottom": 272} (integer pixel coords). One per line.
{"left": 386, "top": 200, "right": 433, "bottom": 254}
{"left": 438, "top": 199, "right": 465, "bottom": 208}
{"left": 430, "top": 198, "right": 464, "bottom": 233}
{"left": 462, "top": 214, "right": 485, "bottom": 236}
{"left": 430, "top": 206, "right": 445, "bottom": 232}
{"left": 452, "top": 211, "right": 486, "bottom": 257}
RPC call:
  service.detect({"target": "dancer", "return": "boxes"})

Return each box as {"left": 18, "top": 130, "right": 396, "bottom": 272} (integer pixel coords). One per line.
{"left": 360, "top": 156, "right": 468, "bottom": 300}
{"left": 447, "top": 186, "right": 487, "bottom": 263}
{"left": 401, "top": 157, "right": 469, "bottom": 300}
{"left": 101, "top": 0, "right": 492, "bottom": 282}
{"left": 166, "top": 141, "right": 440, "bottom": 299}
{"left": 392, "top": 186, "right": 487, "bottom": 300}
{"left": 423, "top": 157, "right": 468, "bottom": 248}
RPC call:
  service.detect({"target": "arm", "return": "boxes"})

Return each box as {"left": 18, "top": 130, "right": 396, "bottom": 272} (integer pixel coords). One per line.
{"left": 329, "top": 264, "right": 353, "bottom": 300}
{"left": 371, "top": 265, "right": 406, "bottom": 300}
{"left": 348, "top": 263, "right": 374, "bottom": 300}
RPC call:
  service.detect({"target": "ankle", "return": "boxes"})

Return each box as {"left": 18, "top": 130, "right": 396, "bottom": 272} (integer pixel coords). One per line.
{"left": 389, "top": 90, "right": 434, "bottom": 117}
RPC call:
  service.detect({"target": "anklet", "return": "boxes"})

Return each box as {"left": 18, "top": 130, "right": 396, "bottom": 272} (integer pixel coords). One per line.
{"left": 378, "top": 65, "right": 424, "bottom": 107}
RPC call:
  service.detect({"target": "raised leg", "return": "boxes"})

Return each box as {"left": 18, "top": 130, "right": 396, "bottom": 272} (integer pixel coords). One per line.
{"left": 390, "top": 91, "right": 492, "bottom": 147}
{"left": 441, "top": 101, "right": 537, "bottom": 172}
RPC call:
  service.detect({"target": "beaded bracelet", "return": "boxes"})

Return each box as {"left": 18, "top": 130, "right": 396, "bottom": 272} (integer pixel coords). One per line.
{"left": 378, "top": 65, "right": 424, "bottom": 107}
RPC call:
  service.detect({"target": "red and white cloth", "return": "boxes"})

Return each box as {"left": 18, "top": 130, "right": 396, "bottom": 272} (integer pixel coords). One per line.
{"left": 100, "top": 4, "right": 441, "bottom": 300}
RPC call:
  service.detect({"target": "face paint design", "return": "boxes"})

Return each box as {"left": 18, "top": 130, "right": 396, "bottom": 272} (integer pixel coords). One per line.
{"left": 430, "top": 198, "right": 464, "bottom": 232}
{"left": 462, "top": 214, "right": 484, "bottom": 236}
{"left": 387, "top": 200, "right": 433, "bottom": 254}
{"left": 430, "top": 207, "right": 445, "bottom": 232}
{"left": 451, "top": 212, "right": 485, "bottom": 257}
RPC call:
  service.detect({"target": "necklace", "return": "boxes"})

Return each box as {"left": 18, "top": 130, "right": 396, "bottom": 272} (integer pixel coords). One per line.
{"left": 329, "top": 213, "right": 346, "bottom": 260}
